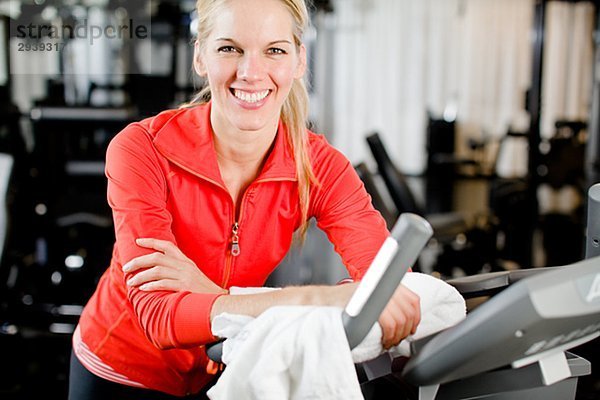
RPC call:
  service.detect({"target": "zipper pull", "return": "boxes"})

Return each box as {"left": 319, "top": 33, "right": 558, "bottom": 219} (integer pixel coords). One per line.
{"left": 231, "top": 222, "right": 240, "bottom": 256}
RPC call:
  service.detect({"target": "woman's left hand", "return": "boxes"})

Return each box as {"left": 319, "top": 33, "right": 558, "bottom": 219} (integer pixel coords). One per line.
{"left": 377, "top": 284, "right": 421, "bottom": 349}
{"left": 122, "top": 238, "right": 227, "bottom": 294}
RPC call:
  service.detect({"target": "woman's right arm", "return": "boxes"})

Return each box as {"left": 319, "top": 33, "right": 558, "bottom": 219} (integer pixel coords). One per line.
{"left": 123, "top": 238, "right": 419, "bottom": 349}
{"left": 209, "top": 283, "right": 358, "bottom": 319}
{"left": 121, "top": 237, "right": 359, "bottom": 319}
{"left": 106, "top": 126, "right": 224, "bottom": 349}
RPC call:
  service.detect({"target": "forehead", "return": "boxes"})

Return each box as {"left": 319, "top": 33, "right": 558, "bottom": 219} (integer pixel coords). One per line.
{"left": 209, "top": 0, "right": 295, "bottom": 42}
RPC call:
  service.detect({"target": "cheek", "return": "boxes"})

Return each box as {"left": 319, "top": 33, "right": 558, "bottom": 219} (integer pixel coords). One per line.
{"left": 207, "top": 64, "right": 232, "bottom": 89}
{"left": 271, "top": 65, "right": 297, "bottom": 91}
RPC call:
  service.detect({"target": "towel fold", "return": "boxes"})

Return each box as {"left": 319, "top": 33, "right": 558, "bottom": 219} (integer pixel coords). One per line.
{"left": 208, "top": 273, "right": 466, "bottom": 399}
{"left": 352, "top": 272, "right": 466, "bottom": 362}
{"left": 208, "top": 306, "right": 363, "bottom": 400}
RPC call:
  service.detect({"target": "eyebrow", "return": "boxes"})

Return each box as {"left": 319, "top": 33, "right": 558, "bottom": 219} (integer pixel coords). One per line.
{"left": 215, "top": 38, "right": 293, "bottom": 46}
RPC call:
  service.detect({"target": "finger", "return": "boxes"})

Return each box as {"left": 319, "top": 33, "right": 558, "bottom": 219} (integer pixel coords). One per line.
{"left": 135, "top": 238, "right": 185, "bottom": 259}
{"left": 389, "top": 311, "right": 408, "bottom": 347}
{"left": 396, "top": 312, "right": 412, "bottom": 342}
{"left": 394, "top": 301, "right": 417, "bottom": 340}
{"left": 126, "top": 266, "right": 171, "bottom": 287}
{"left": 379, "top": 312, "right": 399, "bottom": 349}
{"left": 402, "top": 289, "right": 421, "bottom": 334}
{"left": 380, "top": 324, "right": 393, "bottom": 349}
{"left": 395, "top": 285, "right": 421, "bottom": 335}
{"left": 127, "top": 266, "right": 164, "bottom": 286}
{"left": 411, "top": 301, "right": 421, "bottom": 334}
{"left": 138, "top": 279, "right": 181, "bottom": 292}
{"left": 122, "top": 252, "right": 166, "bottom": 273}
{"left": 379, "top": 304, "right": 397, "bottom": 348}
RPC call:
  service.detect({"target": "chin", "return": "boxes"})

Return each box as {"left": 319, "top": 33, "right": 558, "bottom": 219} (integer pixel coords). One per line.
{"left": 231, "top": 114, "right": 277, "bottom": 133}
{"left": 236, "top": 123, "right": 269, "bottom": 133}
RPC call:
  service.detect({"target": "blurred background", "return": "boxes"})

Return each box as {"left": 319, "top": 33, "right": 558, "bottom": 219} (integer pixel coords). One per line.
{"left": 0, "top": 0, "right": 599, "bottom": 398}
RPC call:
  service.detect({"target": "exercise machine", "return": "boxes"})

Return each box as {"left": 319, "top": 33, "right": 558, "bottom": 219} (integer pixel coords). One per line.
{"left": 360, "top": 183, "right": 600, "bottom": 399}
{"left": 207, "top": 212, "right": 435, "bottom": 362}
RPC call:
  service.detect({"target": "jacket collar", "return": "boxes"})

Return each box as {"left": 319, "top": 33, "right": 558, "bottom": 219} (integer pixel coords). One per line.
{"left": 152, "top": 102, "right": 297, "bottom": 187}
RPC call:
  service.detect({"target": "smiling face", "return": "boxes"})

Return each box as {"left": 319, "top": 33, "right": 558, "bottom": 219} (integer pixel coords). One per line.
{"left": 194, "top": 0, "right": 307, "bottom": 137}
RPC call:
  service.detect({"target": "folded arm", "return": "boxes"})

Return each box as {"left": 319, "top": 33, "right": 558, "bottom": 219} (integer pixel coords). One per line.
{"left": 125, "top": 237, "right": 420, "bottom": 349}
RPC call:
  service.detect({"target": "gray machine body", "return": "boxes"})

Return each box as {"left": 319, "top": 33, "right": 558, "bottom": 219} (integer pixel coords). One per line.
{"left": 586, "top": 183, "right": 600, "bottom": 259}
{"left": 402, "top": 256, "right": 600, "bottom": 386}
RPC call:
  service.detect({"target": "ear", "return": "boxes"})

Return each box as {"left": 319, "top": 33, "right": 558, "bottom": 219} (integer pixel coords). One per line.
{"left": 294, "top": 44, "right": 307, "bottom": 79}
{"left": 193, "top": 40, "right": 207, "bottom": 77}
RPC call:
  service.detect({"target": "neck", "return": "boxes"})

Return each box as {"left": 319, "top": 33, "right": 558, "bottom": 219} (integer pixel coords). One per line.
{"left": 210, "top": 114, "right": 279, "bottom": 175}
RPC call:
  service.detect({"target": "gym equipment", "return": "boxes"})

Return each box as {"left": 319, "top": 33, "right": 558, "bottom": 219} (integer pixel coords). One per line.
{"left": 365, "top": 132, "right": 468, "bottom": 242}
{"left": 357, "top": 259, "right": 598, "bottom": 400}
{"left": 400, "top": 258, "right": 598, "bottom": 399}
{"left": 364, "top": 132, "right": 499, "bottom": 276}
{"left": 586, "top": 183, "right": 600, "bottom": 259}
{"left": 358, "top": 183, "right": 600, "bottom": 399}
{"left": 206, "top": 212, "right": 434, "bottom": 362}
{"left": 354, "top": 162, "right": 396, "bottom": 229}
{"left": 0, "top": 153, "right": 13, "bottom": 266}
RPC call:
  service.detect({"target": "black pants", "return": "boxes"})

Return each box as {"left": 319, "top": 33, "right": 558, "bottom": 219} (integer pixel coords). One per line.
{"left": 68, "top": 352, "right": 215, "bottom": 400}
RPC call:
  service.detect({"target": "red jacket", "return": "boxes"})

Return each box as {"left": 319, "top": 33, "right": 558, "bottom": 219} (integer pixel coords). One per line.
{"left": 77, "top": 102, "right": 389, "bottom": 396}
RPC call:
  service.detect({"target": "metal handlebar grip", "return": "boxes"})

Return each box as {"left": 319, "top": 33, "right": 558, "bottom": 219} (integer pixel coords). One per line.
{"left": 342, "top": 213, "right": 433, "bottom": 349}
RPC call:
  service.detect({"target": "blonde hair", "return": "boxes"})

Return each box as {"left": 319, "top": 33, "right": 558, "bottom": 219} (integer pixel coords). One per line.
{"left": 191, "top": 0, "right": 317, "bottom": 240}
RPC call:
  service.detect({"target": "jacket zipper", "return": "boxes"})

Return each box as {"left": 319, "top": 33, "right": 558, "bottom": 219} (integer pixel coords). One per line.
{"left": 230, "top": 222, "right": 240, "bottom": 256}
{"left": 221, "top": 188, "right": 248, "bottom": 287}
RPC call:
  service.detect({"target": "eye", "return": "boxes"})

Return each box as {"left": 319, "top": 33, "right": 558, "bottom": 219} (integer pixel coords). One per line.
{"left": 217, "top": 46, "right": 238, "bottom": 53}
{"left": 267, "top": 47, "right": 287, "bottom": 55}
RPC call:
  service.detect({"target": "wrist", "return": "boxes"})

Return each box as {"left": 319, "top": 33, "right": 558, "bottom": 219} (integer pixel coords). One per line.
{"left": 286, "top": 284, "right": 356, "bottom": 308}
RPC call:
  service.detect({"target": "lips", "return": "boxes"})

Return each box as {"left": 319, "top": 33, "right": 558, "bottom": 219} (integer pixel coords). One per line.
{"left": 232, "top": 88, "right": 271, "bottom": 103}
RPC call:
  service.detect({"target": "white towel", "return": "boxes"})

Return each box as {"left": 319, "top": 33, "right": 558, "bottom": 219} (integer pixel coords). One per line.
{"left": 352, "top": 272, "right": 466, "bottom": 362}
{"left": 208, "top": 273, "right": 466, "bottom": 399}
{"left": 208, "top": 306, "right": 363, "bottom": 400}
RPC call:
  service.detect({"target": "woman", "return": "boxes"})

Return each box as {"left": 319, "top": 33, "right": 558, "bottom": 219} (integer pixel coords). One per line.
{"left": 68, "top": 0, "right": 421, "bottom": 398}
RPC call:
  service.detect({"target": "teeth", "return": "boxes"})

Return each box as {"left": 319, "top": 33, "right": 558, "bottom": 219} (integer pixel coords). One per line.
{"left": 234, "top": 89, "right": 269, "bottom": 103}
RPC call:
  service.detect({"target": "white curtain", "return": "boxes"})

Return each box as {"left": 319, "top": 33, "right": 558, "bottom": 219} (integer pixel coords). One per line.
{"left": 318, "top": 0, "right": 593, "bottom": 176}
{"left": 539, "top": 2, "right": 595, "bottom": 215}
{"left": 542, "top": 1, "right": 595, "bottom": 138}
{"left": 0, "top": 18, "right": 7, "bottom": 86}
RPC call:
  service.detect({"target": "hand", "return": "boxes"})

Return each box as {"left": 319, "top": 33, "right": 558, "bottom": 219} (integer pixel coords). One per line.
{"left": 122, "top": 238, "right": 227, "bottom": 295}
{"left": 378, "top": 284, "right": 421, "bottom": 349}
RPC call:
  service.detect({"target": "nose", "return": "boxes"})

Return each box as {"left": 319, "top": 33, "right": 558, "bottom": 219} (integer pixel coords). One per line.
{"left": 237, "top": 53, "right": 265, "bottom": 82}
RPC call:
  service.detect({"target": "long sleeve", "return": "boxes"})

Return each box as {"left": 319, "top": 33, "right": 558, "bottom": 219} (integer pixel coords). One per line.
{"left": 106, "top": 125, "right": 221, "bottom": 349}
{"left": 309, "top": 136, "right": 389, "bottom": 280}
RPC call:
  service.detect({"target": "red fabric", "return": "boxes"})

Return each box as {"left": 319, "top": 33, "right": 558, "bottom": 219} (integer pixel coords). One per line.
{"left": 77, "top": 102, "right": 389, "bottom": 396}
